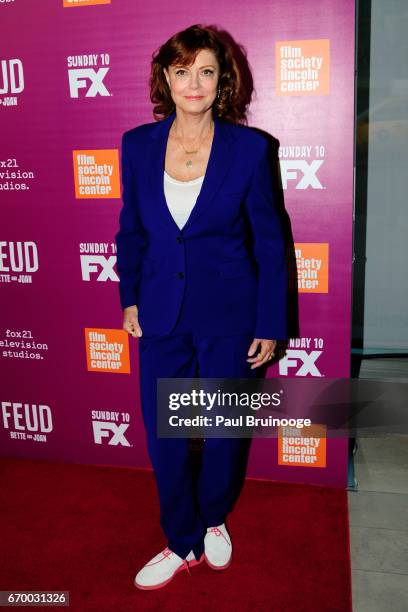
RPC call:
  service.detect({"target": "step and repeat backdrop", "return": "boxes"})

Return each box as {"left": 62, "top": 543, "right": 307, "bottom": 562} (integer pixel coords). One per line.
{"left": 1, "top": 0, "right": 355, "bottom": 487}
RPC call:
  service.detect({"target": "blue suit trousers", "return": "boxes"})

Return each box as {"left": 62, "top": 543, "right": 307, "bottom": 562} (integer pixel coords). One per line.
{"left": 137, "top": 282, "right": 259, "bottom": 560}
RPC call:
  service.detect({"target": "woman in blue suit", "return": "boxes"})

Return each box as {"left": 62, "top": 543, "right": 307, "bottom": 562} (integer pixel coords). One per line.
{"left": 115, "top": 24, "right": 287, "bottom": 590}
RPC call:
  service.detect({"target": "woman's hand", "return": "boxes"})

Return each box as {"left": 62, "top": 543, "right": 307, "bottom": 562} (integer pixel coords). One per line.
{"left": 123, "top": 305, "right": 143, "bottom": 338}
{"left": 247, "top": 338, "right": 277, "bottom": 369}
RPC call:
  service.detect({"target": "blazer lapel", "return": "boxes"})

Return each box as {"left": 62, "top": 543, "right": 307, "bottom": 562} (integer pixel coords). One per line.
{"left": 146, "top": 110, "right": 236, "bottom": 233}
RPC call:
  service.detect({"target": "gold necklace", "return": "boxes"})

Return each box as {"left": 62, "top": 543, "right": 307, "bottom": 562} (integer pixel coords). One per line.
{"left": 172, "top": 120, "right": 214, "bottom": 168}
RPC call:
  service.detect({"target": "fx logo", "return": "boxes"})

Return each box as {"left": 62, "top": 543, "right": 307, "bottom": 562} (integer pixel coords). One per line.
{"left": 280, "top": 160, "right": 324, "bottom": 190}
{"left": 279, "top": 350, "right": 323, "bottom": 376}
{"left": 93, "top": 421, "right": 130, "bottom": 446}
{"left": 81, "top": 255, "right": 116, "bottom": 281}
{"left": 0, "top": 59, "right": 24, "bottom": 94}
{"left": 68, "top": 68, "right": 110, "bottom": 98}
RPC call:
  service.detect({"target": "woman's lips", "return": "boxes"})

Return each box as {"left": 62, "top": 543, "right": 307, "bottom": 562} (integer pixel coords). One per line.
{"left": 185, "top": 96, "right": 204, "bottom": 99}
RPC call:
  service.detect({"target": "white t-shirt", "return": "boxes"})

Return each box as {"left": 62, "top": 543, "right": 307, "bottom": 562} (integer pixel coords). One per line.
{"left": 164, "top": 170, "right": 204, "bottom": 229}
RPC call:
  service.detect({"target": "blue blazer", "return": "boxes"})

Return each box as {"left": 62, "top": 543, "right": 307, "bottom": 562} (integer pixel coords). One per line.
{"left": 115, "top": 110, "right": 287, "bottom": 339}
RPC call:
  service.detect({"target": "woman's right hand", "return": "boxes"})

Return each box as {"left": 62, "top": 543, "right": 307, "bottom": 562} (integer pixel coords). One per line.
{"left": 123, "top": 305, "right": 143, "bottom": 338}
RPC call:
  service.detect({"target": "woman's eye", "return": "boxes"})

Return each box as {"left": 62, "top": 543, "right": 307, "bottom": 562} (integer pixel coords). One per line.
{"left": 173, "top": 68, "right": 214, "bottom": 77}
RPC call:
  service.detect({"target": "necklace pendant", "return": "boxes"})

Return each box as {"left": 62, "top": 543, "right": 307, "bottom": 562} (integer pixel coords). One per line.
{"left": 186, "top": 159, "right": 193, "bottom": 168}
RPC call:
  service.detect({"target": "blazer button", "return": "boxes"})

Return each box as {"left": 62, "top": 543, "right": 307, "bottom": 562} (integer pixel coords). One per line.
{"left": 176, "top": 237, "right": 183, "bottom": 244}
{"left": 177, "top": 272, "right": 185, "bottom": 279}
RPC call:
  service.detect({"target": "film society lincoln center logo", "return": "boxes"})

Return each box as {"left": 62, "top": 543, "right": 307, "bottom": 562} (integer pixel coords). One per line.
{"left": 275, "top": 39, "right": 330, "bottom": 95}
{"left": 73, "top": 149, "right": 120, "bottom": 198}
{"left": 279, "top": 424, "right": 327, "bottom": 468}
{"left": 292, "top": 243, "right": 329, "bottom": 293}
{"left": 63, "top": 0, "right": 111, "bottom": 7}
{"left": 85, "top": 328, "right": 130, "bottom": 374}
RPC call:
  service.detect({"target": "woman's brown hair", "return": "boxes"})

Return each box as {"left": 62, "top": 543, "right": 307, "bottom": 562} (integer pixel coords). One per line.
{"left": 150, "top": 24, "right": 248, "bottom": 124}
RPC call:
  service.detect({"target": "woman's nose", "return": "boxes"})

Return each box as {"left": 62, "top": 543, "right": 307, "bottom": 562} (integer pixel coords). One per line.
{"left": 189, "top": 73, "right": 200, "bottom": 89}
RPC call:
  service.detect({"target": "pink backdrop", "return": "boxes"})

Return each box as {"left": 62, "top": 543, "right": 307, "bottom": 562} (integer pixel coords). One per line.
{"left": 1, "top": 0, "right": 355, "bottom": 487}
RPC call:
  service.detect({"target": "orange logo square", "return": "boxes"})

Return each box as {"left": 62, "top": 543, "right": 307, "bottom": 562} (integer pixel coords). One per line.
{"left": 275, "top": 39, "right": 330, "bottom": 96}
{"left": 85, "top": 328, "right": 130, "bottom": 373}
{"left": 63, "top": 0, "right": 111, "bottom": 7}
{"left": 289, "top": 243, "right": 329, "bottom": 293}
{"left": 278, "top": 424, "right": 327, "bottom": 467}
{"left": 73, "top": 149, "right": 120, "bottom": 199}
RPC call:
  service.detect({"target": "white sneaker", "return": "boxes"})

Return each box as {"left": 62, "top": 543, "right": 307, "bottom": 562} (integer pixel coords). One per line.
{"left": 204, "top": 523, "right": 232, "bottom": 570}
{"left": 134, "top": 546, "right": 204, "bottom": 590}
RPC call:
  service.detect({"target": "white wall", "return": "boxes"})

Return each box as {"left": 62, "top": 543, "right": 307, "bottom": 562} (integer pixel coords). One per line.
{"left": 362, "top": 0, "right": 408, "bottom": 351}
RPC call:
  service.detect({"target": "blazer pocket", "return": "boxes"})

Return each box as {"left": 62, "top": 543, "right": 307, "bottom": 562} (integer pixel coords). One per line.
{"left": 218, "top": 258, "right": 254, "bottom": 278}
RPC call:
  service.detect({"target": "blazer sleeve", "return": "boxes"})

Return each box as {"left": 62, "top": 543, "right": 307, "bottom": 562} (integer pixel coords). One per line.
{"left": 243, "top": 138, "right": 287, "bottom": 340}
{"left": 115, "top": 131, "right": 148, "bottom": 310}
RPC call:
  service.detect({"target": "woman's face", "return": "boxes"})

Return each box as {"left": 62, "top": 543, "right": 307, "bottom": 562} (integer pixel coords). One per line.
{"left": 163, "top": 48, "right": 220, "bottom": 116}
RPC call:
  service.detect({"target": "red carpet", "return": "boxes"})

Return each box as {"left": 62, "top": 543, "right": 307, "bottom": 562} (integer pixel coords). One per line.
{"left": 0, "top": 457, "right": 352, "bottom": 611}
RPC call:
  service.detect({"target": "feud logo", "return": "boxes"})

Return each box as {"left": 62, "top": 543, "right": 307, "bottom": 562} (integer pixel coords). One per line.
{"left": 2, "top": 402, "right": 53, "bottom": 433}
{"left": 0, "top": 58, "right": 24, "bottom": 94}
{"left": 0, "top": 241, "right": 39, "bottom": 273}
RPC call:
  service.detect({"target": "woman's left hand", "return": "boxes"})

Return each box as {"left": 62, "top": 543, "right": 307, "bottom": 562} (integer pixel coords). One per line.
{"left": 247, "top": 338, "right": 277, "bottom": 369}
